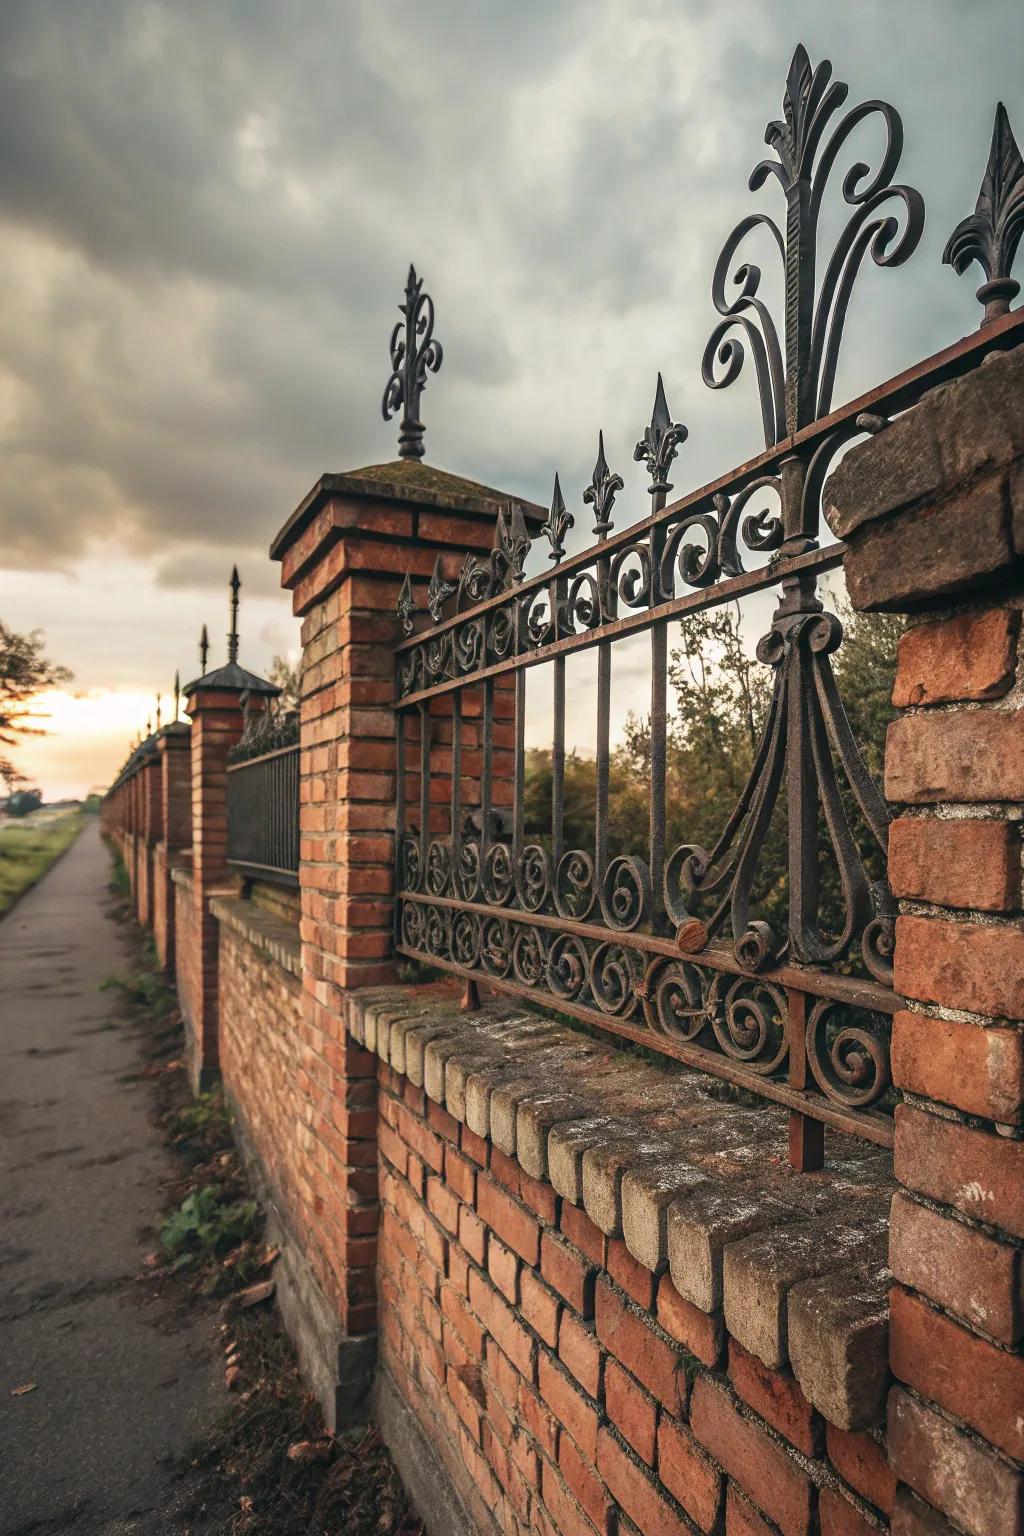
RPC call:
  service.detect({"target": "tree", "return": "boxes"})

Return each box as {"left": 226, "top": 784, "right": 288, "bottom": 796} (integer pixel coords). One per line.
{"left": 268, "top": 653, "right": 300, "bottom": 712}
{"left": 0, "top": 624, "right": 71, "bottom": 789}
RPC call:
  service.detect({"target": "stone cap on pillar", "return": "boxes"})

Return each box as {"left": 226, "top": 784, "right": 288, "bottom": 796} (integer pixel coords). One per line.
{"left": 270, "top": 458, "right": 546, "bottom": 616}
{"left": 181, "top": 661, "right": 281, "bottom": 715}
{"left": 156, "top": 720, "right": 191, "bottom": 751}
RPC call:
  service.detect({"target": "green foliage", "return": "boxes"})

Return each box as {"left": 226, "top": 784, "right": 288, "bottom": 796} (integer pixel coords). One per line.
{"left": 107, "top": 847, "right": 130, "bottom": 898}
{"left": 0, "top": 812, "right": 83, "bottom": 917}
{"left": 100, "top": 966, "right": 174, "bottom": 1015}
{"left": 523, "top": 597, "right": 901, "bottom": 970}
{"left": 169, "top": 1091, "right": 234, "bottom": 1152}
{"left": 0, "top": 621, "right": 71, "bottom": 788}
{"left": 160, "top": 1185, "right": 257, "bottom": 1256}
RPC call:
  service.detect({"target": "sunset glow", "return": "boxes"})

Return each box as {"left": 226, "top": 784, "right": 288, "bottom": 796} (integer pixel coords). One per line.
{"left": 6, "top": 688, "right": 172, "bottom": 800}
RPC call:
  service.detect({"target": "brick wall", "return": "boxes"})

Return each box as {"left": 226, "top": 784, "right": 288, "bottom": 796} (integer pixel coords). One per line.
{"left": 361, "top": 996, "right": 895, "bottom": 1536}
{"left": 172, "top": 866, "right": 202, "bottom": 1047}
{"left": 827, "top": 343, "right": 1024, "bottom": 1536}
{"left": 152, "top": 843, "right": 170, "bottom": 968}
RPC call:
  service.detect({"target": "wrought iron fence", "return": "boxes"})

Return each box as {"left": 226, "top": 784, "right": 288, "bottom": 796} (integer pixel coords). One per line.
{"left": 391, "top": 46, "right": 1024, "bottom": 1166}
{"left": 227, "top": 744, "right": 300, "bottom": 886}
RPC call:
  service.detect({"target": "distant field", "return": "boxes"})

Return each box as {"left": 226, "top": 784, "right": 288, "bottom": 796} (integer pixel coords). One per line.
{"left": 0, "top": 813, "right": 84, "bottom": 918}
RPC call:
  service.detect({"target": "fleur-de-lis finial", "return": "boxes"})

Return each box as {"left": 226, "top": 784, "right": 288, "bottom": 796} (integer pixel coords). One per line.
{"left": 944, "top": 103, "right": 1024, "bottom": 327}
{"left": 541, "top": 473, "right": 573, "bottom": 562}
{"left": 200, "top": 624, "right": 209, "bottom": 674}
{"left": 155, "top": 694, "right": 162, "bottom": 731}
{"left": 397, "top": 573, "right": 416, "bottom": 636}
{"left": 634, "top": 375, "right": 688, "bottom": 500}
{"left": 583, "top": 432, "right": 624, "bottom": 539}
{"left": 173, "top": 670, "right": 181, "bottom": 721}
{"left": 427, "top": 556, "right": 458, "bottom": 623}
{"left": 381, "top": 264, "right": 444, "bottom": 461}
{"left": 494, "top": 502, "right": 531, "bottom": 589}
{"left": 145, "top": 716, "right": 152, "bottom": 738}
{"left": 228, "top": 566, "right": 241, "bottom": 664}
{"left": 703, "top": 46, "right": 923, "bottom": 446}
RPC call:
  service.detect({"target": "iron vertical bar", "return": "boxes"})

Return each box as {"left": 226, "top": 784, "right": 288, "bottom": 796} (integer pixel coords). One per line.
{"left": 451, "top": 689, "right": 463, "bottom": 884}
{"left": 649, "top": 493, "right": 668, "bottom": 932}
{"left": 513, "top": 668, "right": 526, "bottom": 869}
{"left": 481, "top": 678, "right": 494, "bottom": 873}
{"left": 552, "top": 658, "right": 565, "bottom": 873}
{"left": 595, "top": 641, "right": 610, "bottom": 890}
{"left": 395, "top": 710, "right": 406, "bottom": 939}
{"left": 418, "top": 702, "right": 430, "bottom": 878}
{"left": 786, "top": 988, "right": 824, "bottom": 1171}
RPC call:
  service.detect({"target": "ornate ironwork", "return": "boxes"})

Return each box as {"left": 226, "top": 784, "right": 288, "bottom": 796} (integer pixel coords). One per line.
{"left": 634, "top": 374, "right": 688, "bottom": 497}
{"left": 173, "top": 670, "right": 181, "bottom": 722}
{"left": 382, "top": 264, "right": 444, "bottom": 460}
{"left": 226, "top": 740, "right": 299, "bottom": 885}
{"left": 584, "top": 433, "right": 624, "bottom": 539}
{"left": 228, "top": 566, "right": 241, "bottom": 664}
{"left": 155, "top": 695, "right": 162, "bottom": 732}
{"left": 397, "top": 573, "right": 416, "bottom": 636}
{"left": 384, "top": 45, "right": 1024, "bottom": 1165}
{"left": 199, "top": 625, "right": 209, "bottom": 675}
{"left": 945, "top": 102, "right": 1024, "bottom": 326}
{"left": 541, "top": 474, "right": 572, "bottom": 562}
{"left": 427, "top": 557, "right": 457, "bottom": 622}
{"left": 703, "top": 43, "right": 924, "bottom": 449}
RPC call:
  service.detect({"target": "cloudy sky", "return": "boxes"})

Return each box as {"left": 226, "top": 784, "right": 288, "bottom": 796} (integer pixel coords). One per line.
{"left": 0, "top": 0, "right": 1019, "bottom": 795}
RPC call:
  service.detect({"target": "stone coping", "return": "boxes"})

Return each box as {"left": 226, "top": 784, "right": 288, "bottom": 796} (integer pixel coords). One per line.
{"left": 169, "top": 865, "right": 194, "bottom": 890}
{"left": 347, "top": 984, "right": 896, "bottom": 1432}
{"left": 209, "top": 894, "right": 301, "bottom": 978}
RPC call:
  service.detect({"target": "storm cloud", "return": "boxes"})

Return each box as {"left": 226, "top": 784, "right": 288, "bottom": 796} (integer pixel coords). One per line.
{"left": 0, "top": 0, "right": 1020, "bottom": 784}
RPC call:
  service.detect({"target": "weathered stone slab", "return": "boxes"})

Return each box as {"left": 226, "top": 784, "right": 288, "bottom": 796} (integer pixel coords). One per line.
{"left": 788, "top": 1261, "right": 891, "bottom": 1431}
{"left": 723, "top": 1217, "right": 889, "bottom": 1370}
{"left": 667, "top": 1185, "right": 799, "bottom": 1314}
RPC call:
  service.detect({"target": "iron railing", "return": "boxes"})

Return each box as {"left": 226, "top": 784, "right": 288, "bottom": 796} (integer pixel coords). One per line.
{"left": 227, "top": 744, "right": 300, "bottom": 886}
{"left": 391, "top": 46, "right": 1024, "bottom": 1167}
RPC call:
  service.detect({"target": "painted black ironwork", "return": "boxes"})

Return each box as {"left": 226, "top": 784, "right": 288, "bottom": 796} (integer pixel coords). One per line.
{"left": 228, "top": 566, "right": 241, "bottom": 664}
{"left": 945, "top": 102, "right": 1024, "bottom": 327}
{"left": 382, "top": 265, "right": 444, "bottom": 460}
{"left": 226, "top": 743, "right": 300, "bottom": 886}
{"left": 391, "top": 48, "right": 1024, "bottom": 1165}
{"left": 702, "top": 43, "right": 924, "bottom": 449}
{"left": 200, "top": 625, "right": 209, "bottom": 675}
{"left": 173, "top": 670, "right": 181, "bottom": 722}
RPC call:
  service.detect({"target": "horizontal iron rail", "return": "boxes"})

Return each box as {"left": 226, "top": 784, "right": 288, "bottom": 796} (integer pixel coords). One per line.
{"left": 227, "top": 858, "right": 299, "bottom": 889}
{"left": 395, "top": 543, "right": 843, "bottom": 707}
{"left": 226, "top": 743, "right": 301, "bottom": 772}
{"left": 396, "top": 888, "right": 898, "bottom": 1015}
{"left": 393, "top": 936, "right": 895, "bottom": 1149}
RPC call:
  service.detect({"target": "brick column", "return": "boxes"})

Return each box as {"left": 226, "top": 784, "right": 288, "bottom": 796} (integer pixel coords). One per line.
{"left": 182, "top": 670, "right": 277, "bottom": 1089}
{"left": 137, "top": 749, "right": 162, "bottom": 929}
{"left": 826, "top": 343, "right": 1024, "bottom": 1536}
{"left": 270, "top": 460, "right": 542, "bottom": 1421}
{"left": 154, "top": 721, "right": 191, "bottom": 972}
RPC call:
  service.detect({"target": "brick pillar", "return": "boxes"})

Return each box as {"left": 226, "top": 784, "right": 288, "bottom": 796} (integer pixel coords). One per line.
{"left": 182, "top": 671, "right": 277, "bottom": 1089}
{"left": 270, "top": 460, "right": 543, "bottom": 1421}
{"left": 137, "top": 750, "right": 162, "bottom": 929}
{"left": 154, "top": 721, "right": 191, "bottom": 972}
{"left": 826, "top": 343, "right": 1024, "bottom": 1536}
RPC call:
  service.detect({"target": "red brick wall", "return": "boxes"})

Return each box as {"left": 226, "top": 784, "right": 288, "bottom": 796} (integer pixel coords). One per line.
{"left": 173, "top": 868, "right": 203, "bottom": 1047}
{"left": 376, "top": 1062, "right": 892, "bottom": 1536}
{"left": 152, "top": 843, "right": 170, "bottom": 968}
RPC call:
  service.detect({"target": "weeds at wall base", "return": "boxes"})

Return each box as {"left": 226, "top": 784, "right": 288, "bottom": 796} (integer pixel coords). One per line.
{"left": 104, "top": 849, "right": 423, "bottom": 1536}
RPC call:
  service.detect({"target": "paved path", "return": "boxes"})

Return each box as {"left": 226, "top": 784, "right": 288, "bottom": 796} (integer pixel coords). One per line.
{"left": 0, "top": 821, "right": 221, "bottom": 1535}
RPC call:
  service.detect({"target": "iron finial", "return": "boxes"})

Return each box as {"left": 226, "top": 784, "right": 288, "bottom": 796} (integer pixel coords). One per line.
{"left": 382, "top": 264, "right": 444, "bottom": 461}
{"left": 145, "top": 717, "right": 152, "bottom": 738}
{"left": 583, "top": 432, "right": 624, "bottom": 539}
{"left": 397, "top": 573, "right": 416, "bottom": 636}
{"left": 173, "top": 670, "right": 181, "bottom": 721}
{"left": 493, "top": 502, "right": 531, "bottom": 590}
{"left": 199, "top": 625, "right": 209, "bottom": 675}
{"left": 228, "top": 566, "right": 241, "bottom": 664}
{"left": 541, "top": 473, "right": 573, "bottom": 562}
{"left": 155, "top": 695, "right": 162, "bottom": 732}
{"left": 634, "top": 374, "right": 688, "bottom": 499}
{"left": 427, "top": 556, "right": 457, "bottom": 623}
{"left": 702, "top": 45, "right": 924, "bottom": 445}
{"left": 944, "top": 102, "right": 1024, "bottom": 327}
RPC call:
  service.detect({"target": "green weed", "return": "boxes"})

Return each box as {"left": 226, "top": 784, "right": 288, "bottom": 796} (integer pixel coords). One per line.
{"left": 160, "top": 1185, "right": 257, "bottom": 1258}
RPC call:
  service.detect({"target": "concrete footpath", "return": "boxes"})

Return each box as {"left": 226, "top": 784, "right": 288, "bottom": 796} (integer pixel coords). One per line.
{"left": 0, "top": 820, "right": 221, "bottom": 1534}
